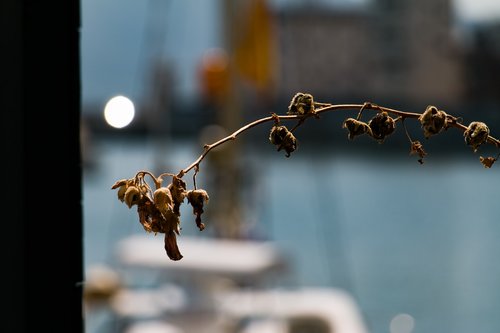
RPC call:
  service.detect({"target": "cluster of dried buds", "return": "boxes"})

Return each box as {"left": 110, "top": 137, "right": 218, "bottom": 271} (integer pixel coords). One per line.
{"left": 418, "top": 106, "right": 493, "bottom": 165}
{"left": 336, "top": 101, "right": 497, "bottom": 166}
{"left": 342, "top": 110, "right": 397, "bottom": 143}
{"left": 267, "top": 93, "right": 319, "bottom": 157}
{"left": 270, "top": 93, "right": 498, "bottom": 166}
{"left": 111, "top": 172, "right": 209, "bottom": 260}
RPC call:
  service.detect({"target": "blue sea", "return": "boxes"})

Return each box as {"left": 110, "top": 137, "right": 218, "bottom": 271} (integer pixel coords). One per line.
{"left": 84, "top": 136, "right": 500, "bottom": 333}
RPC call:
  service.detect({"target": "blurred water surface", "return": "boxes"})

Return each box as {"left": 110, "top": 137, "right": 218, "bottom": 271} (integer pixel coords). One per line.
{"left": 84, "top": 136, "right": 500, "bottom": 333}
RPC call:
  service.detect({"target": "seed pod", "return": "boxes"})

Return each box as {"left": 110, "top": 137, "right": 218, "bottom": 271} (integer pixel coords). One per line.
{"left": 342, "top": 118, "right": 372, "bottom": 140}
{"left": 269, "top": 125, "right": 297, "bottom": 157}
{"left": 464, "top": 121, "right": 490, "bottom": 152}
{"left": 124, "top": 186, "right": 142, "bottom": 208}
{"left": 368, "top": 111, "right": 396, "bottom": 143}
{"left": 287, "top": 92, "right": 315, "bottom": 115}
{"left": 419, "top": 106, "right": 447, "bottom": 139}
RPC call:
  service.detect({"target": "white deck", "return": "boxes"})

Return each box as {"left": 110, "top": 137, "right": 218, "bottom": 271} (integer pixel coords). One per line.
{"left": 114, "top": 234, "right": 285, "bottom": 279}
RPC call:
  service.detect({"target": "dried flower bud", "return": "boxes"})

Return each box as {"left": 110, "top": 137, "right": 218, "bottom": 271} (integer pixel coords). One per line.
{"left": 124, "top": 186, "right": 142, "bottom": 208}
{"left": 269, "top": 125, "right": 297, "bottom": 157}
{"left": 419, "top": 106, "right": 447, "bottom": 139}
{"left": 342, "top": 118, "right": 372, "bottom": 140}
{"left": 111, "top": 179, "right": 131, "bottom": 202}
{"left": 137, "top": 197, "right": 162, "bottom": 233}
{"left": 409, "top": 140, "right": 427, "bottom": 164}
{"left": 187, "top": 189, "right": 210, "bottom": 231}
{"left": 287, "top": 92, "right": 315, "bottom": 115}
{"left": 153, "top": 187, "right": 174, "bottom": 218}
{"left": 116, "top": 185, "right": 128, "bottom": 202}
{"left": 464, "top": 121, "right": 490, "bottom": 152}
{"left": 368, "top": 111, "right": 396, "bottom": 143}
{"left": 162, "top": 208, "right": 181, "bottom": 235}
{"left": 167, "top": 176, "right": 187, "bottom": 215}
{"left": 479, "top": 156, "right": 497, "bottom": 168}
{"left": 269, "top": 125, "right": 286, "bottom": 146}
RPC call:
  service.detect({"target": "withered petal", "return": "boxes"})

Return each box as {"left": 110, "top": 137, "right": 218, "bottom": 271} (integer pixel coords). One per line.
{"left": 164, "top": 231, "right": 183, "bottom": 261}
{"left": 111, "top": 178, "right": 129, "bottom": 190}
{"left": 124, "top": 186, "right": 142, "bottom": 208}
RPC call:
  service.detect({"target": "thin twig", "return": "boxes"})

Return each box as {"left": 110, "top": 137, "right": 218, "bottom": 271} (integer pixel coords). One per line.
{"left": 193, "top": 165, "right": 199, "bottom": 190}
{"left": 401, "top": 118, "right": 413, "bottom": 143}
{"left": 136, "top": 170, "right": 161, "bottom": 189}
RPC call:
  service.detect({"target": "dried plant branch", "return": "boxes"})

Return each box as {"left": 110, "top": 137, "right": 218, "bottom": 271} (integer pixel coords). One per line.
{"left": 183, "top": 104, "right": 417, "bottom": 173}
{"left": 112, "top": 92, "right": 500, "bottom": 260}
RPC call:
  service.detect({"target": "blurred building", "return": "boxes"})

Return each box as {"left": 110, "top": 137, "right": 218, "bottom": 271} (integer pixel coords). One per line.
{"left": 276, "top": 0, "right": 465, "bottom": 108}
{"left": 464, "top": 21, "right": 500, "bottom": 105}
{"left": 82, "top": 0, "right": 500, "bottom": 138}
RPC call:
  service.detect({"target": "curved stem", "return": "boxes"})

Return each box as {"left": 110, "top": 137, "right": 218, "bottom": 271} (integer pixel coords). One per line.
{"left": 158, "top": 172, "right": 176, "bottom": 184}
{"left": 180, "top": 115, "right": 281, "bottom": 175}
{"left": 178, "top": 103, "right": 499, "bottom": 177}
{"left": 136, "top": 170, "right": 158, "bottom": 184}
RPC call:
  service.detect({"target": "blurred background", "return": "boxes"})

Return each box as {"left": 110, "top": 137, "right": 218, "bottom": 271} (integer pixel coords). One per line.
{"left": 81, "top": 1, "right": 500, "bottom": 332}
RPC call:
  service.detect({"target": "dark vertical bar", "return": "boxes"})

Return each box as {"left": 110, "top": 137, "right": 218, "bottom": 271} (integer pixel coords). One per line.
{"left": 0, "top": 0, "right": 25, "bottom": 331}
{"left": 24, "top": 1, "right": 83, "bottom": 331}
{"left": 1, "top": 0, "right": 83, "bottom": 332}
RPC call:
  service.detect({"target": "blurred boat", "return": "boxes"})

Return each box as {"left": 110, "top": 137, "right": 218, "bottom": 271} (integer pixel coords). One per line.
{"left": 87, "top": 234, "right": 369, "bottom": 333}
{"left": 114, "top": 234, "right": 286, "bottom": 283}
{"left": 216, "top": 287, "right": 369, "bottom": 333}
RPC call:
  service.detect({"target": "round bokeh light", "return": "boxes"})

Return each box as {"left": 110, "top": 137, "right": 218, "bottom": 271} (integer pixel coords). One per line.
{"left": 104, "top": 95, "right": 135, "bottom": 128}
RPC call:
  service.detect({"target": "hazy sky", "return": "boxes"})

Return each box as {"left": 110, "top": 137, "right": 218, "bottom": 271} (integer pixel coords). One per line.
{"left": 81, "top": 0, "right": 221, "bottom": 109}
{"left": 81, "top": 0, "right": 500, "bottom": 113}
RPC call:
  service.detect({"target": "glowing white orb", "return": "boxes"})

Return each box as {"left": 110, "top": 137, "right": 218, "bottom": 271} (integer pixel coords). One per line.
{"left": 104, "top": 95, "right": 135, "bottom": 128}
